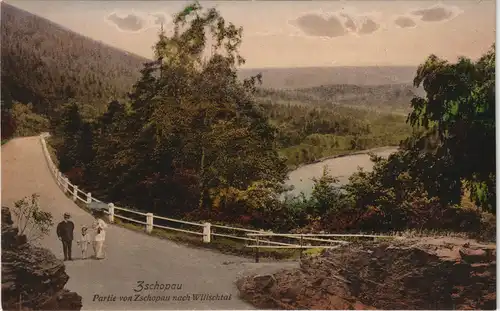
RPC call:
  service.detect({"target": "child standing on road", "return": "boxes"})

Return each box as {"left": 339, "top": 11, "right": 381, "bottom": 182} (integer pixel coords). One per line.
{"left": 77, "top": 226, "right": 91, "bottom": 259}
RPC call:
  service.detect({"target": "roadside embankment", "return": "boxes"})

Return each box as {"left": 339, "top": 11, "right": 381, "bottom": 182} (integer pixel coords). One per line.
{"left": 237, "top": 237, "right": 496, "bottom": 310}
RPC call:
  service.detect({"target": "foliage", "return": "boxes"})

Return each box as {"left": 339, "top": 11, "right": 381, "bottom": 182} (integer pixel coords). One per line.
{"left": 206, "top": 180, "right": 289, "bottom": 228}
{"left": 1, "top": 92, "right": 17, "bottom": 141}
{"left": 307, "top": 152, "right": 488, "bottom": 234}
{"left": 302, "top": 247, "right": 324, "bottom": 257}
{"left": 302, "top": 47, "right": 496, "bottom": 234}
{"left": 407, "top": 45, "right": 495, "bottom": 213}
{"left": 277, "top": 46, "right": 496, "bottom": 234}
{"left": 10, "top": 102, "right": 49, "bottom": 137}
{"left": 1, "top": 109, "right": 16, "bottom": 141}
{"left": 50, "top": 3, "right": 290, "bottom": 220}
{"left": 265, "top": 103, "right": 411, "bottom": 167}
{"left": 308, "top": 166, "right": 344, "bottom": 217}
{"left": 11, "top": 193, "right": 54, "bottom": 243}
{"left": 51, "top": 103, "right": 86, "bottom": 173}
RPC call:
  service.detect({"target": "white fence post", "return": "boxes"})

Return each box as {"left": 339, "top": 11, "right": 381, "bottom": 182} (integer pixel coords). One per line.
{"left": 255, "top": 233, "right": 260, "bottom": 263}
{"left": 86, "top": 192, "right": 92, "bottom": 204}
{"left": 203, "top": 222, "right": 211, "bottom": 243}
{"left": 146, "top": 213, "right": 153, "bottom": 234}
{"left": 63, "top": 177, "right": 69, "bottom": 193}
{"left": 57, "top": 172, "right": 62, "bottom": 185}
{"left": 73, "top": 186, "right": 78, "bottom": 201}
{"left": 108, "top": 203, "right": 115, "bottom": 223}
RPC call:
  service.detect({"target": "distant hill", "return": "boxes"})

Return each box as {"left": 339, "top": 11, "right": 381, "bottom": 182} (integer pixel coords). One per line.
{"left": 241, "top": 66, "right": 418, "bottom": 89}
{"left": 1, "top": 2, "right": 419, "bottom": 115}
{"left": 256, "top": 84, "right": 419, "bottom": 113}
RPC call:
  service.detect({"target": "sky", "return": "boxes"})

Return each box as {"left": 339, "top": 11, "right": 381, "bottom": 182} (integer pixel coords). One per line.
{"left": 7, "top": 0, "right": 496, "bottom": 68}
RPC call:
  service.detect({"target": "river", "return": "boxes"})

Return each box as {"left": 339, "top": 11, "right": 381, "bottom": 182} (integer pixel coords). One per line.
{"left": 285, "top": 146, "right": 399, "bottom": 197}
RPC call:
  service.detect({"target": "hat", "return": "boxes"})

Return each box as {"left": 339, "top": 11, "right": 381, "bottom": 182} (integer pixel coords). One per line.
{"left": 63, "top": 213, "right": 70, "bottom": 218}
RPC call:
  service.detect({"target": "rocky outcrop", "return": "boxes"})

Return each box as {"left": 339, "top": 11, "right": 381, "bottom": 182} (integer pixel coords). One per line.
{"left": 237, "top": 237, "right": 496, "bottom": 310}
{"left": 1, "top": 206, "right": 82, "bottom": 311}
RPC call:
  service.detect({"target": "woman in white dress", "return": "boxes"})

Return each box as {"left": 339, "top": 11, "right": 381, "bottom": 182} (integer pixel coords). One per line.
{"left": 92, "top": 210, "right": 108, "bottom": 260}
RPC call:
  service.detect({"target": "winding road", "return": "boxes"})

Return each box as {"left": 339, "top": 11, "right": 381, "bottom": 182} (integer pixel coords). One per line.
{"left": 1, "top": 136, "right": 298, "bottom": 310}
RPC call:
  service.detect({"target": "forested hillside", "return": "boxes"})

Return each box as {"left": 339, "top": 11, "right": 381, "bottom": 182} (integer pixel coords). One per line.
{"left": 1, "top": 2, "right": 146, "bottom": 116}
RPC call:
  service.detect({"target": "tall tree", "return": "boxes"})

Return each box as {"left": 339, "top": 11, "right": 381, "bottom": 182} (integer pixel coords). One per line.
{"left": 92, "top": 2, "right": 288, "bottom": 216}
{"left": 407, "top": 45, "right": 495, "bottom": 212}
{"left": 55, "top": 102, "right": 83, "bottom": 172}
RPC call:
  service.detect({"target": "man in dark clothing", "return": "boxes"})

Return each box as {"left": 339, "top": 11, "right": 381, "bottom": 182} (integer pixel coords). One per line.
{"left": 56, "top": 212, "right": 75, "bottom": 261}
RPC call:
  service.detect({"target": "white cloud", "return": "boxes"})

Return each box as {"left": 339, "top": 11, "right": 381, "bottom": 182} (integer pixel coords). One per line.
{"left": 104, "top": 10, "right": 172, "bottom": 33}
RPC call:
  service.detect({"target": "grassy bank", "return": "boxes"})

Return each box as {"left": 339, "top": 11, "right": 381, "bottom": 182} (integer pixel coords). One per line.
{"left": 45, "top": 136, "right": 60, "bottom": 167}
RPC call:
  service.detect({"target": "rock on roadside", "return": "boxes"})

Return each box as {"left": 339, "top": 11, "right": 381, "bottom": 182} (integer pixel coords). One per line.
{"left": 237, "top": 238, "right": 496, "bottom": 310}
{"left": 1, "top": 206, "right": 83, "bottom": 310}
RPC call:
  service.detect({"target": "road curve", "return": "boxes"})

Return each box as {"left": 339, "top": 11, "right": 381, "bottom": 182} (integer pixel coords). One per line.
{"left": 1, "top": 136, "right": 297, "bottom": 310}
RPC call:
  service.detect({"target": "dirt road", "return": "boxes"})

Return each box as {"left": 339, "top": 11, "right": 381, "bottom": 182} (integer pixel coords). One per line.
{"left": 1, "top": 136, "right": 298, "bottom": 310}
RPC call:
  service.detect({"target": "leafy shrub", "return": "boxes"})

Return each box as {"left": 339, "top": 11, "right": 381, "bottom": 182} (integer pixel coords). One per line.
{"left": 1, "top": 109, "right": 16, "bottom": 141}
{"left": 11, "top": 193, "right": 54, "bottom": 243}
{"left": 10, "top": 102, "right": 49, "bottom": 137}
{"left": 65, "top": 167, "right": 84, "bottom": 185}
